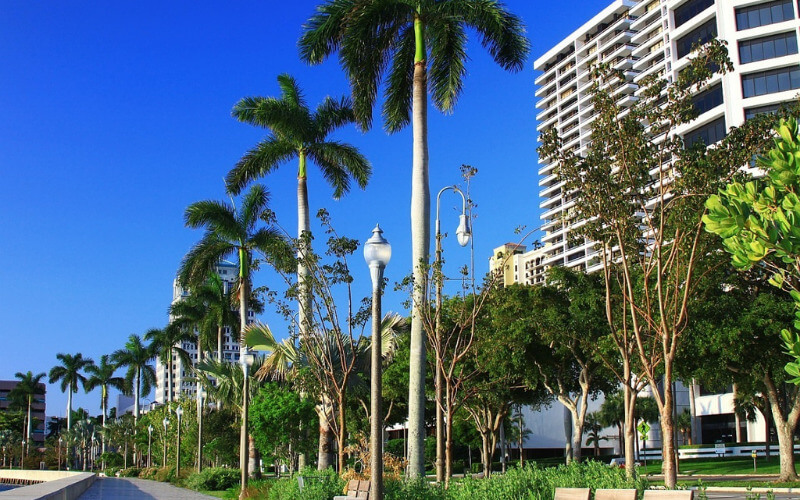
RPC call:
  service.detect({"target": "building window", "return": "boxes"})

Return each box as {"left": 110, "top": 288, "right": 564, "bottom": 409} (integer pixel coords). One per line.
{"left": 744, "top": 103, "right": 783, "bottom": 120}
{"left": 736, "top": 0, "right": 794, "bottom": 31}
{"left": 674, "top": 0, "right": 714, "bottom": 28}
{"left": 684, "top": 116, "right": 726, "bottom": 147}
{"left": 742, "top": 66, "right": 800, "bottom": 98}
{"left": 692, "top": 83, "right": 723, "bottom": 115}
{"left": 676, "top": 18, "right": 717, "bottom": 59}
{"left": 739, "top": 31, "right": 798, "bottom": 64}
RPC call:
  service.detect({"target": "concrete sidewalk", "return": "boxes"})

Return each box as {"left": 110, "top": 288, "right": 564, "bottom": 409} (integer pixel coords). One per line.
{"left": 78, "top": 477, "right": 218, "bottom": 499}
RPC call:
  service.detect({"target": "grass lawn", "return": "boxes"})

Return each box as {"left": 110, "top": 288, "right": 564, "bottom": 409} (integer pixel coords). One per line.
{"left": 638, "top": 456, "right": 794, "bottom": 476}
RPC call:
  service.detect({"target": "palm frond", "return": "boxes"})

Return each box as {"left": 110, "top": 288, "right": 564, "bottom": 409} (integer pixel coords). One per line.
{"left": 233, "top": 96, "right": 311, "bottom": 140}
{"left": 428, "top": 17, "right": 467, "bottom": 112}
{"left": 239, "top": 184, "right": 271, "bottom": 231}
{"left": 250, "top": 227, "right": 295, "bottom": 273}
{"left": 306, "top": 141, "right": 372, "bottom": 198}
{"left": 225, "top": 136, "right": 297, "bottom": 195}
{"left": 313, "top": 96, "right": 356, "bottom": 139}
{"left": 383, "top": 24, "right": 416, "bottom": 133}
{"left": 277, "top": 73, "right": 308, "bottom": 111}
{"left": 178, "top": 233, "right": 236, "bottom": 287}
{"left": 298, "top": 0, "right": 355, "bottom": 64}
{"left": 184, "top": 200, "right": 241, "bottom": 240}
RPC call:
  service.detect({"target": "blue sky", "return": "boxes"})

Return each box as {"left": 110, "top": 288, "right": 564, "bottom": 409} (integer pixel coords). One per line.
{"left": 0, "top": 0, "right": 610, "bottom": 418}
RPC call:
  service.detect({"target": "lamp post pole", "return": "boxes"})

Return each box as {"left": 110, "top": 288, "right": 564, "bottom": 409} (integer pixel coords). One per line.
{"left": 239, "top": 351, "right": 255, "bottom": 500}
{"left": 148, "top": 425, "right": 153, "bottom": 468}
{"left": 162, "top": 417, "right": 169, "bottom": 467}
{"left": 175, "top": 407, "right": 183, "bottom": 478}
{"left": 434, "top": 186, "right": 471, "bottom": 481}
{"left": 364, "top": 224, "right": 391, "bottom": 500}
{"left": 58, "top": 437, "right": 62, "bottom": 471}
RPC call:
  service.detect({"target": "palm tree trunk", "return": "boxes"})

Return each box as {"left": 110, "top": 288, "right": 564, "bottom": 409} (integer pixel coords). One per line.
{"left": 218, "top": 326, "right": 223, "bottom": 363}
{"left": 67, "top": 389, "right": 73, "bottom": 431}
{"left": 197, "top": 346, "right": 204, "bottom": 473}
{"left": 168, "top": 351, "right": 173, "bottom": 403}
{"left": 297, "top": 155, "right": 312, "bottom": 341}
{"left": 26, "top": 397, "right": 32, "bottom": 454}
{"left": 239, "top": 247, "right": 250, "bottom": 498}
{"left": 407, "top": 12, "right": 431, "bottom": 480}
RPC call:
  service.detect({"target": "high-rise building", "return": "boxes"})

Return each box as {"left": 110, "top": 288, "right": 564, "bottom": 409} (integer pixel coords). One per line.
{"left": 534, "top": 0, "right": 800, "bottom": 274}
{"left": 154, "top": 262, "right": 251, "bottom": 404}
{"left": 0, "top": 380, "right": 46, "bottom": 445}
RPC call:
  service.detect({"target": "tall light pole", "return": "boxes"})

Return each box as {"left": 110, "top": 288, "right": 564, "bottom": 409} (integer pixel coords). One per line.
{"left": 364, "top": 224, "right": 391, "bottom": 500}
{"left": 57, "top": 437, "right": 62, "bottom": 471}
{"left": 148, "top": 425, "right": 153, "bottom": 468}
{"left": 197, "top": 388, "right": 205, "bottom": 473}
{"left": 239, "top": 351, "right": 255, "bottom": 500}
{"left": 175, "top": 407, "right": 183, "bottom": 478}
{"left": 434, "top": 186, "right": 471, "bottom": 481}
{"left": 162, "top": 416, "right": 169, "bottom": 467}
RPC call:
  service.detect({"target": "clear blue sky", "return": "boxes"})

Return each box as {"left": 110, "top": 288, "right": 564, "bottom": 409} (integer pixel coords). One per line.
{"left": 0, "top": 0, "right": 611, "bottom": 418}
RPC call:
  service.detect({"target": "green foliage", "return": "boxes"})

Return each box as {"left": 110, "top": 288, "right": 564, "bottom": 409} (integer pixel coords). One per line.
{"left": 265, "top": 467, "right": 343, "bottom": 500}
{"left": 185, "top": 467, "right": 241, "bottom": 491}
{"left": 704, "top": 117, "right": 800, "bottom": 382}
{"left": 119, "top": 467, "right": 142, "bottom": 477}
{"left": 250, "top": 383, "right": 317, "bottom": 466}
{"left": 104, "top": 467, "right": 120, "bottom": 477}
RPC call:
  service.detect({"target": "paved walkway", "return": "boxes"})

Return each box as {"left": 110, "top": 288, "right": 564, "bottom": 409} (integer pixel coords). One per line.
{"left": 78, "top": 477, "right": 218, "bottom": 499}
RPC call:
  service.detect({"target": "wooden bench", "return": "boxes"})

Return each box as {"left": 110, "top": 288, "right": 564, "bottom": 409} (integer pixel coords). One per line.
{"left": 596, "top": 489, "right": 638, "bottom": 500}
{"left": 333, "top": 479, "right": 371, "bottom": 500}
{"left": 643, "top": 490, "right": 694, "bottom": 500}
{"left": 554, "top": 487, "right": 591, "bottom": 500}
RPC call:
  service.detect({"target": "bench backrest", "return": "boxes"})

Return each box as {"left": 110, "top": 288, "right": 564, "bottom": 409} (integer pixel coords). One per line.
{"left": 595, "top": 489, "right": 638, "bottom": 500}
{"left": 345, "top": 479, "right": 371, "bottom": 499}
{"left": 643, "top": 490, "right": 693, "bottom": 500}
{"left": 555, "top": 487, "right": 592, "bottom": 500}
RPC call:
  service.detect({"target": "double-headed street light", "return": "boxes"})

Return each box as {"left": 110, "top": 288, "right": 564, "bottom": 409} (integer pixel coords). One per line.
{"left": 434, "top": 185, "right": 471, "bottom": 481}
{"left": 364, "top": 224, "right": 391, "bottom": 500}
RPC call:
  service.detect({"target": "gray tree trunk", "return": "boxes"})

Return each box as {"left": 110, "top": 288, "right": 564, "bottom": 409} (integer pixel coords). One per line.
{"left": 407, "top": 29, "right": 431, "bottom": 480}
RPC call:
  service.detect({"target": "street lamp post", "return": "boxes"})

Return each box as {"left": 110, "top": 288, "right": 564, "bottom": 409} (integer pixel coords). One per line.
{"left": 364, "top": 224, "right": 391, "bottom": 500}
{"left": 175, "top": 407, "right": 183, "bottom": 478}
{"left": 58, "top": 437, "right": 62, "bottom": 471}
{"left": 433, "top": 186, "right": 471, "bottom": 481}
{"left": 148, "top": 425, "right": 153, "bottom": 468}
{"left": 240, "top": 351, "right": 255, "bottom": 499}
{"left": 162, "top": 417, "right": 169, "bottom": 467}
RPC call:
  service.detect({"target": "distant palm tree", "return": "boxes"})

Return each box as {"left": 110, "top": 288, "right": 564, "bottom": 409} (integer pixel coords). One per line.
{"left": 9, "top": 371, "right": 46, "bottom": 457}
{"left": 145, "top": 324, "right": 193, "bottom": 404}
{"left": 226, "top": 74, "right": 371, "bottom": 343}
{"left": 299, "top": 0, "right": 529, "bottom": 477}
{"left": 49, "top": 353, "right": 94, "bottom": 431}
{"left": 84, "top": 355, "right": 126, "bottom": 456}
{"left": 112, "top": 334, "right": 156, "bottom": 423}
{"left": 179, "top": 184, "right": 291, "bottom": 485}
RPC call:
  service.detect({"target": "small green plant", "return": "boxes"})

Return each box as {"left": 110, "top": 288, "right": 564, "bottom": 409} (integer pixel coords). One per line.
{"left": 745, "top": 485, "right": 761, "bottom": 500}
{"left": 695, "top": 479, "right": 708, "bottom": 500}
{"left": 118, "top": 467, "right": 141, "bottom": 478}
{"left": 766, "top": 489, "right": 775, "bottom": 500}
{"left": 185, "top": 467, "right": 241, "bottom": 491}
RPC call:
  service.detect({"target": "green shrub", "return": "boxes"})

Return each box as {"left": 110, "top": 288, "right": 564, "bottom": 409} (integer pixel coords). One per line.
{"left": 266, "top": 467, "right": 343, "bottom": 500}
{"left": 119, "top": 467, "right": 141, "bottom": 478}
{"left": 103, "top": 467, "right": 120, "bottom": 478}
{"left": 186, "top": 467, "right": 241, "bottom": 491}
{"left": 138, "top": 467, "right": 159, "bottom": 480}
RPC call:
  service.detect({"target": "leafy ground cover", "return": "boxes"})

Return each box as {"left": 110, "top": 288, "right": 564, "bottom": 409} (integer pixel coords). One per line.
{"left": 638, "top": 456, "right": 787, "bottom": 476}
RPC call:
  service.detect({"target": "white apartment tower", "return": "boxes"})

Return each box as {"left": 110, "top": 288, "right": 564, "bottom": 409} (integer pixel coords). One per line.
{"left": 154, "top": 262, "right": 250, "bottom": 405}
{"left": 534, "top": 0, "right": 800, "bottom": 275}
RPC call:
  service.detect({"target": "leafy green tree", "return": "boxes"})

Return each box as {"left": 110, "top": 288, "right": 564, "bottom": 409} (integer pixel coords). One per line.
{"left": 538, "top": 40, "right": 779, "bottom": 486}
{"left": 84, "top": 354, "right": 126, "bottom": 456}
{"left": 226, "top": 73, "right": 371, "bottom": 346}
{"left": 583, "top": 412, "right": 606, "bottom": 457}
{"left": 249, "top": 382, "right": 317, "bottom": 474}
{"left": 144, "top": 324, "right": 193, "bottom": 403}
{"left": 299, "top": 0, "right": 529, "bottom": 478}
{"left": 49, "top": 353, "right": 93, "bottom": 431}
{"left": 8, "top": 371, "right": 45, "bottom": 458}
{"left": 112, "top": 334, "right": 156, "bottom": 423}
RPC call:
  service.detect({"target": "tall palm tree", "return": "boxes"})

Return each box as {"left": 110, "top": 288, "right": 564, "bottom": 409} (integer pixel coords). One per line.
{"left": 178, "top": 183, "right": 291, "bottom": 489}
{"left": 112, "top": 334, "right": 156, "bottom": 423}
{"left": 9, "top": 371, "right": 46, "bottom": 457}
{"left": 84, "top": 354, "right": 126, "bottom": 456}
{"left": 49, "top": 353, "right": 94, "bottom": 431}
{"left": 226, "top": 73, "right": 371, "bottom": 343}
{"left": 299, "top": 0, "right": 529, "bottom": 478}
{"left": 145, "top": 324, "right": 193, "bottom": 404}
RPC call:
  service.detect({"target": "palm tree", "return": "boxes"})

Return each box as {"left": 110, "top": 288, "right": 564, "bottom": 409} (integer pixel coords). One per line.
{"left": 145, "top": 324, "right": 193, "bottom": 404}
{"left": 226, "top": 73, "right": 371, "bottom": 343}
{"left": 9, "top": 371, "right": 46, "bottom": 458}
{"left": 299, "top": 0, "right": 529, "bottom": 478}
{"left": 178, "top": 184, "right": 291, "bottom": 489}
{"left": 112, "top": 334, "right": 156, "bottom": 423}
{"left": 49, "top": 353, "right": 94, "bottom": 431}
{"left": 84, "top": 354, "right": 126, "bottom": 457}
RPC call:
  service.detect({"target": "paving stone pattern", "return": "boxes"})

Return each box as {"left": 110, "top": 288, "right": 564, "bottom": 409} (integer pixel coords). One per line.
{"left": 78, "top": 477, "right": 218, "bottom": 499}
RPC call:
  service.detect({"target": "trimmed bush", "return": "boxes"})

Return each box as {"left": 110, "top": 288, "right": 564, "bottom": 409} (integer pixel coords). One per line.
{"left": 186, "top": 467, "right": 241, "bottom": 491}
{"left": 266, "top": 467, "right": 344, "bottom": 500}
{"left": 119, "top": 467, "right": 141, "bottom": 478}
